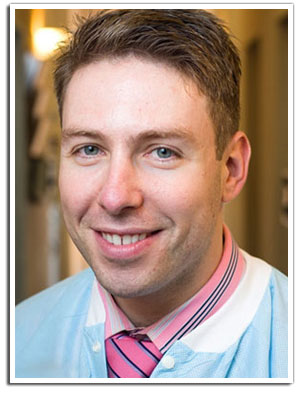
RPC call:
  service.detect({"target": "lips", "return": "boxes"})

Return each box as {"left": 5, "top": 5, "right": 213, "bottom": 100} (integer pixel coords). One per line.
{"left": 94, "top": 229, "right": 161, "bottom": 260}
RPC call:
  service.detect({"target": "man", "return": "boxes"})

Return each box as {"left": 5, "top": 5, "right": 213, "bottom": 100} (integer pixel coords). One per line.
{"left": 15, "top": 9, "right": 288, "bottom": 379}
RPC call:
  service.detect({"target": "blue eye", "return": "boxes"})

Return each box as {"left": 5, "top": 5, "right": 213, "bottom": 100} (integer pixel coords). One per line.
{"left": 82, "top": 145, "right": 99, "bottom": 156}
{"left": 154, "top": 147, "right": 174, "bottom": 159}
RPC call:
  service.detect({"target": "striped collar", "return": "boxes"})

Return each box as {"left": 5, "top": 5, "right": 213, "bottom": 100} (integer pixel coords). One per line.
{"left": 97, "top": 225, "right": 245, "bottom": 353}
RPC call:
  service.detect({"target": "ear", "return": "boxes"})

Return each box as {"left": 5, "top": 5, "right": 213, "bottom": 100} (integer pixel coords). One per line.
{"left": 221, "top": 131, "right": 251, "bottom": 204}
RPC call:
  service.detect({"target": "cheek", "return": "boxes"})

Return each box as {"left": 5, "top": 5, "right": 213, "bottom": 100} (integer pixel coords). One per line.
{"left": 149, "top": 175, "right": 201, "bottom": 222}
{"left": 157, "top": 168, "right": 222, "bottom": 222}
{"left": 59, "top": 166, "right": 96, "bottom": 221}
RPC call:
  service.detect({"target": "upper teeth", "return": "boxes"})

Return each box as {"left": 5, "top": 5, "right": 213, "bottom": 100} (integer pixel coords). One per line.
{"left": 102, "top": 232, "right": 147, "bottom": 245}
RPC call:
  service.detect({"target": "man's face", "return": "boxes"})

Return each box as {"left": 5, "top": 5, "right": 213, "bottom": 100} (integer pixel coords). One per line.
{"left": 59, "top": 56, "right": 225, "bottom": 302}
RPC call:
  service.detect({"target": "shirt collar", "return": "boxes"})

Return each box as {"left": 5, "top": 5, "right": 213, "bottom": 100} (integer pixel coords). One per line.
{"left": 97, "top": 224, "right": 245, "bottom": 353}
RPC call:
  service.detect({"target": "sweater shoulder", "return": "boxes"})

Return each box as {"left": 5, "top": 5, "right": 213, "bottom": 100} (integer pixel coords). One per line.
{"left": 16, "top": 268, "right": 95, "bottom": 326}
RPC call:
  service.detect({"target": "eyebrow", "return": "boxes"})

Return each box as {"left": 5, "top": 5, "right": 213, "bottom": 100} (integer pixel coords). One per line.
{"left": 131, "top": 129, "right": 197, "bottom": 144}
{"left": 61, "top": 127, "right": 198, "bottom": 145}
{"left": 61, "top": 129, "right": 106, "bottom": 142}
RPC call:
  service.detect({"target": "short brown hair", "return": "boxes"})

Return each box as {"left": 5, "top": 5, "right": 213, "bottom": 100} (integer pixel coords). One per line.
{"left": 54, "top": 9, "right": 241, "bottom": 159}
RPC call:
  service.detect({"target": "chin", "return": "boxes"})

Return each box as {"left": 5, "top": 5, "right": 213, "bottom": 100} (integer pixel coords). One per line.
{"left": 96, "top": 273, "right": 161, "bottom": 299}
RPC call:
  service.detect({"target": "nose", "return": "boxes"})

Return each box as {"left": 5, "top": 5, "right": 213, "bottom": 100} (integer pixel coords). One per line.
{"left": 97, "top": 158, "right": 144, "bottom": 215}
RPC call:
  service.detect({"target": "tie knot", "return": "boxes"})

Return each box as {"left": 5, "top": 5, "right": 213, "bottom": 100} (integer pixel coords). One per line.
{"left": 105, "top": 330, "right": 163, "bottom": 378}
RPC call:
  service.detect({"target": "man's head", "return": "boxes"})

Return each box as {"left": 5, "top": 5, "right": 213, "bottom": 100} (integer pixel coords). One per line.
{"left": 56, "top": 10, "right": 250, "bottom": 318}
{"left": 54, "top": 9, "right": 241, "bottom": 159}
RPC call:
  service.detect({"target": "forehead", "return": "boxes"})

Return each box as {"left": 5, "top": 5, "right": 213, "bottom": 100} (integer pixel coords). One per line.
{"left": 62, "top": 56, "right": 215, "bottom": 145}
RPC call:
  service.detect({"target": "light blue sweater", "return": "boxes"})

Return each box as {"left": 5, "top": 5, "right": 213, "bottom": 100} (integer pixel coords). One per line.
{"left": 15, "top": 251, "right": 288, "bottom": 379}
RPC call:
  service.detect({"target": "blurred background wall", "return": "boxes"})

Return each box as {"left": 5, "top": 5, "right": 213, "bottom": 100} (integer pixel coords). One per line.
{"left": 14, "top": 8, "right": 289, "bottom": 304}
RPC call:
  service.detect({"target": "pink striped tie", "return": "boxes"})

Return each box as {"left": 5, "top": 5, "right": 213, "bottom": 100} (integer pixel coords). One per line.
{"left": 105, "top": 330, "right": 163, "bottom": 378}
